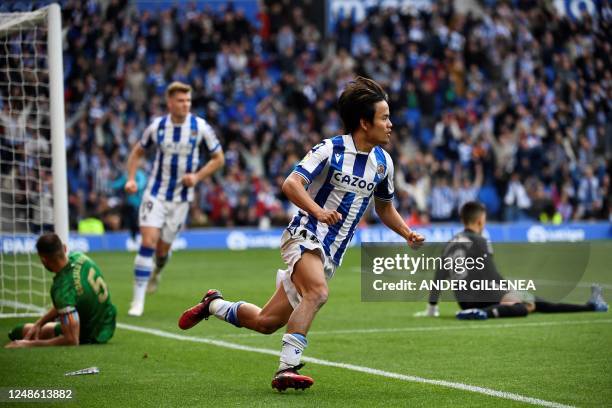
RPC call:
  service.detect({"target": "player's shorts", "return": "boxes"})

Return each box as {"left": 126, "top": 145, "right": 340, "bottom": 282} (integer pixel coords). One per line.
{"left": 82, "top": 305, "right": 117, "bottom": 344}
{"left": 139, "top": 193, "right": 189, "bottom": 243}
{"left": 276, "top": 227, "right": 337, "bottom": 309}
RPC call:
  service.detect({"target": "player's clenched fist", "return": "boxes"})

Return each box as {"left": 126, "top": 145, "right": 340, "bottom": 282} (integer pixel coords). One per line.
{"left": 124, "top": 179, "right": 137, "bottom": 194}
{"left": 181, "top": 173, "right": 198, "bottom": 187}
{"left": 316, "top": 208, "right": 342, "bottom": 225}
{"left": 406, "top": 230, "right": 425, "bottom": 249}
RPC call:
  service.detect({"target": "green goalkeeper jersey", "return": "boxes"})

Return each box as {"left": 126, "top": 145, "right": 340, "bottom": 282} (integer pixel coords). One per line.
{"left": 51, "top": 252, "right": 116, "bottom": 343}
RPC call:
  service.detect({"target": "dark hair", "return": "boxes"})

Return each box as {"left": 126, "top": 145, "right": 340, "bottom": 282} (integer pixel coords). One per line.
{"left": 460, "top": 201, "right": 486, "bottom": 225}
{"left": 36, "top": 233, "right": 64, "bottom": 257}
{"left": 337, "top": 76, "right": 388, "bottom": 134}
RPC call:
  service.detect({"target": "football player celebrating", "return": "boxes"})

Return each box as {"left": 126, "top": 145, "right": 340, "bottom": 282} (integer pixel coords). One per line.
{"left": 125, "top": 82, "right": 224, "bottom": 316}
{"left": 6, "top": 233, "right": 116, "bottom": 348}
{"left": 178, "top": 77, "right": 424, "bottom": 390}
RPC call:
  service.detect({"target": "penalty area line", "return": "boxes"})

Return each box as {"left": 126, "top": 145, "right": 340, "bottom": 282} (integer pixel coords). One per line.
{"left": 117, "top": 322, "right": 574, "bottom": 408}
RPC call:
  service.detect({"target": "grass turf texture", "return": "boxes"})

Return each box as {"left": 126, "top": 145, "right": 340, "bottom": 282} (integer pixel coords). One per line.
{"left": 1, "top": 243, "right": 611, "bottom": 407}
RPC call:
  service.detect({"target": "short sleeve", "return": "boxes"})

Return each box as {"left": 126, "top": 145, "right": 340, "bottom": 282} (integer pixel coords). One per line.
{"left": 293, "top": 140, "right": 332, "bottom": 184}
{"left": 199, "top": 119, "right": 222, "bottom": 153}
{"left": 51, "top": 277, "right": 77, "bottom": 314}
{"left": 139, "top": 120, "right": 158, "bottom": 149}
{"left": 374, "top": 158, "right": 395, "bottom": 201}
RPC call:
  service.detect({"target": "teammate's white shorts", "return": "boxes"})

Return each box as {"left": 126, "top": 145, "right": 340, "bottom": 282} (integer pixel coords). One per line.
{"left": 138, "top": 193, "right": 189, "bottom": 243}
{"left": 276, "top": 227, "right": 337, "bottom": 309}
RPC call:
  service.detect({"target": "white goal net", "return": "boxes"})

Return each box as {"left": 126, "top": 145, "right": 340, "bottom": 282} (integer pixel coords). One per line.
{"left": 0, "top": 5, "right": 67, "bottom": 317}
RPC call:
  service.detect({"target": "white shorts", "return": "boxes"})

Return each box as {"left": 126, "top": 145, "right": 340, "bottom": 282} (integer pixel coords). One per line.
{"left": 276, "top": 228, "right": 337, "bottom": 309}
{"left": 139, "top": 193, "right": 189, "bottom": 243}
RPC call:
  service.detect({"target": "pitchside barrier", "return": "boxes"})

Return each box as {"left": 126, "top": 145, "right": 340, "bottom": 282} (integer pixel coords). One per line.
{"left": 1, "top": 222, "right": 610, "bottom": 254}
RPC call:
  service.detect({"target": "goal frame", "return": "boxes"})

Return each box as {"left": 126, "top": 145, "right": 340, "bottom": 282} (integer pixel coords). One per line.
{"left": 0, "top": 3, "right": 68, "bottom": 317}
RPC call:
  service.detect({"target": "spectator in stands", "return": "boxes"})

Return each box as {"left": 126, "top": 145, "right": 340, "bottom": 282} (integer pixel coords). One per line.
{"left": 1, "top": 0, "right": 608, "bottom": 231}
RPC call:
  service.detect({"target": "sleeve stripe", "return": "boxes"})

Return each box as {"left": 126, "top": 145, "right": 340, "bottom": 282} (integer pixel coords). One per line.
{"left": 209, "top": 143, "right": 221, "bottom": 153}
{"left": 60, "top": 310, "right": 80, "bottom": 326}
{"left": 374, "top": 195, "right": 394, "bottom": 201}
{"left": 293, "top": 167, "right": 312, "bottom": 183}
{"left": 57, "top": 306, "right": 76, "bottom": 314}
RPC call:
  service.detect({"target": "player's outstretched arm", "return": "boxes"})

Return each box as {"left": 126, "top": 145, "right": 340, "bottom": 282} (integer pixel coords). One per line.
{"left": 282, "top": 173, "right": 342, "bottom": 225}
{"left": 125, "top": 143, "right": 146, "bottom": 194}
{"left": 374, "top": 199, "right": 424, "bottom": 248}
{"left": 183, "top": 150, "right": 225, "bottom": 187}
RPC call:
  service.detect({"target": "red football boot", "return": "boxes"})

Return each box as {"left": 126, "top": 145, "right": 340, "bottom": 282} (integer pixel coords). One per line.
{"left": 178, "top": 289, "right": 223, "bottom": 330}
{"left": 271, "top": 364, "right": 314, "bottom": 391}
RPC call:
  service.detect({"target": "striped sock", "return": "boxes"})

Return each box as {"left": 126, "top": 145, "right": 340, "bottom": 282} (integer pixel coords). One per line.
{"left": 209, "top": 299, "right": 244, "bottom": 327}
{"left": 133, "top": 246, "right": 154, "bottom": 304}
{"left": 278, "top": 333, "right": 308, "bottom": 371}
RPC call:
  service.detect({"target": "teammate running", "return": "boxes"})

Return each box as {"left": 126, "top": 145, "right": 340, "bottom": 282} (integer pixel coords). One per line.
{"left": 125, "top": 81, "right": 224, "bottom": 316}
{"left": 6, "top": 233, "right": 117, "bottom": 348}
{"left": 178, "top": 77, "right": 424, "bottom": 390}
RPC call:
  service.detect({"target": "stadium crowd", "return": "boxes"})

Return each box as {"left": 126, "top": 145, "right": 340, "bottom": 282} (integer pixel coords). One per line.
{"left": 2, "top": 0, "right": 610, "bottom": 232}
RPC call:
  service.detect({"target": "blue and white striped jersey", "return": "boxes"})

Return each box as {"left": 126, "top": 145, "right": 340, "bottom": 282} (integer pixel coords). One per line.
{"left": 289, "top": 134, "right": 395, "bottom": 266}
{"left": 140, "top": 114, "right": 221, "bottom": 202}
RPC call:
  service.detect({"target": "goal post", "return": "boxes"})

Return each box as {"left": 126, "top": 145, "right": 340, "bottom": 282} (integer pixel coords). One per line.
{"left": 0, "top": 3, "right": 68, "bottom": 317}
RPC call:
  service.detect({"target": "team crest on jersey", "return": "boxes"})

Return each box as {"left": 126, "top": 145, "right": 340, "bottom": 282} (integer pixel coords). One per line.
{"left": 376, "top": 164, "right": 386, "bottom": 176}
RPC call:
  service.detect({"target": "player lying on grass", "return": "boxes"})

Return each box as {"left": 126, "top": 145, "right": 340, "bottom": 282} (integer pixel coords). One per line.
{"left": 178, "top": 77, "right": 424, "bottom": 391}
{"left": 124, "top": 81, "right": 225, "bottom": 316}
{"left": 5, "top": 233, "right": 117, "bottom": 348}
{"left": 415, "top": 201, "right": 608, "bottom": 320}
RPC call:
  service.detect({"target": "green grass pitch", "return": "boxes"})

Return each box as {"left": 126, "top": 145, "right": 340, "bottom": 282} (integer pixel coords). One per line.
{"left": 1, "top": 242, "right": 611, "bottom": 407}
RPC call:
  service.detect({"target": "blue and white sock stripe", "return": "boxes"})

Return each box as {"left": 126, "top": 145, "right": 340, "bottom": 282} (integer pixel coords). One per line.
{"left": 138, "top": 246, "right": 154, "bottom": 257}
{"left": 224, "top": 301, "right": 244, "bottom": 328}
{"left": 135, "top": 246, "right": 154, "bottom": 280}
{"left": 283, "top": 333, "right": 308, "bottom": 348}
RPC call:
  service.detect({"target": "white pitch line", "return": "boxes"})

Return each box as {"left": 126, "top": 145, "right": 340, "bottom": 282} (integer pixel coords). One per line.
{"left": 117, "top": 322, "right": 574, "bottom": 408}
{"left": 213, "top": 318, "right": 612, "bottom": 338}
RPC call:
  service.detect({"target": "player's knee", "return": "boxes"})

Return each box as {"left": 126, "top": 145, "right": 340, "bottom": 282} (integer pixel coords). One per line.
{"left": 141, "top": 236, "right": 157, "bottom": 249}
{"left": 303, "top": 285, "right": 329, "bottom": 308}
{"left": 255, "top": 317, "right": 283, "bottom": 335}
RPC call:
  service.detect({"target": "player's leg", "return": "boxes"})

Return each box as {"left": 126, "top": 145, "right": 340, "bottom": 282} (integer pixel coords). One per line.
{"left": 129, "top": 226, "right": 161, "bottom": 316}
{"left": 147, "top": 239, "right": 172, "bottom": 294}
{"left": 285, "top": 251, "right": 327, "bottom": 335}
{"left": 148, "top": 201, "right": 188, "bottom": 294}
{"left": 535, "top": 285, "right": 608, "bottom": 313}
{"left": 233, "top": 284, "right": 294, "bottom": 334}
{"left": 130, "top": 195, "right": 166, "bottom": 316}
{"left": 270, "top": 251, "right": 325, "bottom": 391}
{"left": 178, "top": 281, "right": 294, "bottom": 333}
{"left": 8, "top": 322, "right": 60, "bottom": 340}
{"left": 457, "top": 293, "right": 531, "bottom": 320}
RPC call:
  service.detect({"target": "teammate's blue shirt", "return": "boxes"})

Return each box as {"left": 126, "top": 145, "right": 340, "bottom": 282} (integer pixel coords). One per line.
{"left": 140, "top": 114, "right": 221, "bottom": 202}
{"left": 288, "top": 134, "right": 395, "bottom": 266}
